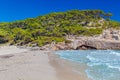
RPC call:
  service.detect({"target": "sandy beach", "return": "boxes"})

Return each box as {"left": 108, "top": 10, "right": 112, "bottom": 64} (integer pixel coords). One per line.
{"left": 49, "top": 52, "right": 90, "bottom": 80}
{"left": 0, "top": 46, "right": 88, "bottom": 80}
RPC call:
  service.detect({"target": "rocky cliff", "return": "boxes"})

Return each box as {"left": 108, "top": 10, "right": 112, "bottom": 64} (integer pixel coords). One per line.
{"left": 47, "top": 29, "right": 120, "bottom": 50}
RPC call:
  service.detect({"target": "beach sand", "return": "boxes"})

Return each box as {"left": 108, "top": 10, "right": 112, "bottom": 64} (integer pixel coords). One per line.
{"left": 0, "top": 46, "right": 89, "bottom": 80}
{"left": 48, "top": 52, "right": 90, "bottom": 80}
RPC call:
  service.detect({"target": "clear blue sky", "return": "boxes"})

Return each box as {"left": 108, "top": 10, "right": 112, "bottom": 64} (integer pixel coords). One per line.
{"left": 0, "top": 0, "right": 119, "bottom": 22}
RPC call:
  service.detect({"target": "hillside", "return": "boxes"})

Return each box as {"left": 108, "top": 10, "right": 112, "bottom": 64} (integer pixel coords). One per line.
{"left": 0, "top": 10, "right": 120, "bottom": 47}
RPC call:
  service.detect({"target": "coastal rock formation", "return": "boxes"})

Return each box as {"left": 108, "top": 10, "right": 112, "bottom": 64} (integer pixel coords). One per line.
{"left": 49, "top": 29, "right": 120, "bottom": 50}
{"left": 70, "top": 29, "right": 120, "bottom": 50}
{"left": 73, "top": 39, "right": 120, "bottom": 50}
{"left": 29, "top": 29, "right": 120, "bottom": 50}
{"left": 53, "top": 39, "right": 120, "bottom": 50}
{"left": 101, "top": 29, "right": 120, "bottom": 40}
{"left": 41, "top": 42, "right": 72, "bottom": 50}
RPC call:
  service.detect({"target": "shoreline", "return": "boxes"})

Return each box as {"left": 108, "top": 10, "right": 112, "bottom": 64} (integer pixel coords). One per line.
{"left": 48, "top": 51, "right": 90, "bottom": 80}
{"left": 0, "top": 46, "right": 89, "bottom": 80}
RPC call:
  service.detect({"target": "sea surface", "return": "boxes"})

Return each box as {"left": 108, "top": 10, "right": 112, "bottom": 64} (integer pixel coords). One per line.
{"left": 55, "top": 50, "right": 120, "bottom": 80}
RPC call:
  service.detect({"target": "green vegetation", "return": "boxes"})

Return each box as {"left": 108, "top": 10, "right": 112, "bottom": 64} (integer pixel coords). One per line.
{"left": 0, "top": 10, "right": 120, "bottom": 46}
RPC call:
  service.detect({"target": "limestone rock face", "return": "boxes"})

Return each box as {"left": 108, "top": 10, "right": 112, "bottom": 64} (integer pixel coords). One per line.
{"left": 43, "top": 39, "right": 120, "bottom": 50}
{"left": 54, "top": 42, "right": 72, "bottom": 50}
{"left": 40, "top": 42, "right": 72, "bottom": 50}
{"left": 75, "top": 39, "right": 120, "bottom": 50}
{"left": 101, "top": 29, "right": 120, "bottom": 40}
{"left": 65, "top": 29, "right": 120, "bottom": 50}
{"left": 40, "top": 29, "right": 120, "bottom": 50}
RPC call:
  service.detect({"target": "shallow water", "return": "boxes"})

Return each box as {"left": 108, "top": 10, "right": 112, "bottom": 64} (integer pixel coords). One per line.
{"left": 55, "top": 50, "right": 120, "bottom": 80}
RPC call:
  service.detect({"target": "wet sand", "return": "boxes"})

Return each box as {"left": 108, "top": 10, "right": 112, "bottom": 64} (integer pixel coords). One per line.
{"left": 0, "top": 46, "right": 89, "bottom": 80}
{"left": 48, "top": 52, "right": 90, "bottom": 80}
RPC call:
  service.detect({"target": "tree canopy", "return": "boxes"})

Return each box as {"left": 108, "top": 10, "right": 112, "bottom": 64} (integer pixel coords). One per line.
{"left": 0, "top": 10, "right": 119, "bottom": 46}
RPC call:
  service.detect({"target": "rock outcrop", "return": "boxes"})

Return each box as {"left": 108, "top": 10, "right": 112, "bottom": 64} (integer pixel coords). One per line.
{"left": 72, "top": 39, "right": 120, "bottom": 50}
{"left": 53, "top": 29, "right": 120, "bottom": 50}
{"left": 39, "top": 29, "right": 120, "bottom": 50}
{"left": 68, "top": 29, "right": 120, "bottom": 50}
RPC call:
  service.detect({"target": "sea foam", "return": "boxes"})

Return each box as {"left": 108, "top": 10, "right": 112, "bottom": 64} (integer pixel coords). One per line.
{"left": 56, "top": 50, "right": 120, "bottom": 80}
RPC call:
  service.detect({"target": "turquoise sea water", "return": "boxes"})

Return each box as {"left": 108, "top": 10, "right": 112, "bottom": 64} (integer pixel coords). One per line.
{"left": 55, "top": 50, "right": 120, "bottom": 80}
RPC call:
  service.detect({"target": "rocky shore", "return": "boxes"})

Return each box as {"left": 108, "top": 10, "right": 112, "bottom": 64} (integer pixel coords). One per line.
{"left": 39, "top": 29, "right": 120, "bottom": 50}
{"left": 10, "top": 29, "right": 120, "bottom": 50}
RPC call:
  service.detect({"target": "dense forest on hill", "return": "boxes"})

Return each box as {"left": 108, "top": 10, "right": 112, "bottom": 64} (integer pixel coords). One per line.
{"left": 0, "top": 10, "right": 120, "bottom": 46}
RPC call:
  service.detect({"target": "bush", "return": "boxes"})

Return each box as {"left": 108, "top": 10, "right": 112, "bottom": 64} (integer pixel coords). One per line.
{"left": 65, "top": 40, "right": 72, "bottom": 44}
{"left": 82, "top": 28, "right": 103, "bottom": 36}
